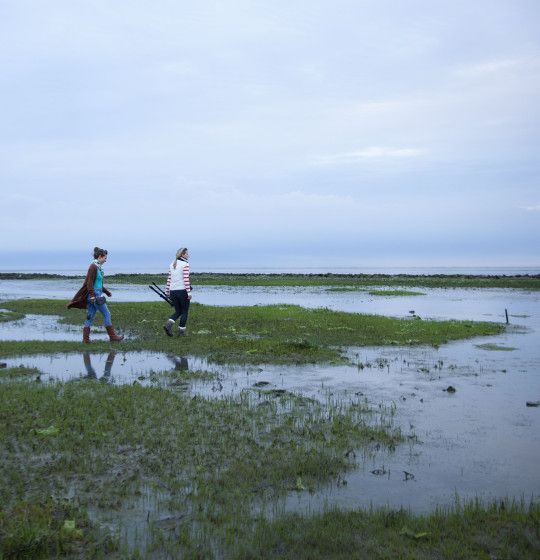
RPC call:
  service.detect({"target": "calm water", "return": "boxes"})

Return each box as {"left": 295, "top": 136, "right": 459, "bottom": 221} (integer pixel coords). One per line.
{"left": 1, "top": 262, "right": 540, "bottom": 275}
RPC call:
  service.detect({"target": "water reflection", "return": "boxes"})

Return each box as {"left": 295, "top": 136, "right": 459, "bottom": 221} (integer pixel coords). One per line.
{"left": 83, "top": 351, "right": 116, "bottom": 381}
{"left": 169, "top": 355, "right": 189, "bottom": 371}
{"left": 0, "top": 351, "right": 209, "bottom": 386}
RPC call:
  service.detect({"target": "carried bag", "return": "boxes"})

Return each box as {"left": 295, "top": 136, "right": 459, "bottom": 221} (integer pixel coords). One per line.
{"left": 95, "top": 296, "right": 107, "bottom": 305}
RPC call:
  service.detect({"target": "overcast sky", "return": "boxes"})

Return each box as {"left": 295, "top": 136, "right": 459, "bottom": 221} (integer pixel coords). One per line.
{"left": 1, "top": 1, "right": 539, "bottom": 268}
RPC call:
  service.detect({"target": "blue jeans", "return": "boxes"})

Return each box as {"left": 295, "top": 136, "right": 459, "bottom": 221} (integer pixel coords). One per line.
{"left": 84, "top": 289, "right": 112, "bottom": 327}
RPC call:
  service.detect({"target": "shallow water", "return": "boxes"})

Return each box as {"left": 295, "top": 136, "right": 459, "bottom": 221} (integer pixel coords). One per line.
{"left": 0, "top": 312, "right": 110, "bottom": 341}
{"left": 3, "top": 322, "right": 539, "bottom": 513}
{"left": 0, "top": 278, "right": 536, "bottom": 322}
{"left": 0, "top": 351, "right": 209, "bottom": 384}
{"left": 1, "top": 280, "right": 539, "bottom": 513}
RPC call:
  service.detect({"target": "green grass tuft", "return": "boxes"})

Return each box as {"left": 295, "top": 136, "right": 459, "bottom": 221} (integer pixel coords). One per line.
{"left": 475, "top": 343, "right": 517, "bottom": 351}
{"left": 0, "top": 378, "right": 401, "bottom": 556}
{"left": 368, "top": 289, "right": 426, "bottom": 297}
{"left": 0, "top": 299, "right": 505, "bottom": 365}
{"left": 0, "top": 310, "right": 25, "bottom": 323}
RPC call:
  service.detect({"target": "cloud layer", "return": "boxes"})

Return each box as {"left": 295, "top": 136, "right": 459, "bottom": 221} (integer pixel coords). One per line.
{"left": 0, "top": 1, "right": 539, "bottom": 266}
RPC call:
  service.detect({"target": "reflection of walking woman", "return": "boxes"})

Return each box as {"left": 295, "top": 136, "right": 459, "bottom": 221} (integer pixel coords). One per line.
{"left": 68, "top": 247, "right": 124, "bottom": 343}
{"left": 83, "top": 350, "right": 116, "bottom": 379}
{"left": 164, "top": 248, "right": 192, "bottom": 337}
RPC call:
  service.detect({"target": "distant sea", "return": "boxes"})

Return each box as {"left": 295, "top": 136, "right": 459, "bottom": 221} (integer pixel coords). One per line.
{"left": 0, "top": 249, "right": 538, "bottom": 275}
{"left": 1, "top": 264, "right": 539, "bottom": 276}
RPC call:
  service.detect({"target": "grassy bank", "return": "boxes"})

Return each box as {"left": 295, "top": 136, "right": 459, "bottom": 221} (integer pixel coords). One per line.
{"left": 2, "top": 377, "right": 538, "bottom": 559}
{"left": 0, "top": 295, "right": 533, "bottom": 558}
{"left": 1, "top": 271, "right": 540, "bottom": 289}
{"left": 0, "top": 299, "right": 504, "bottom": 363}
{"left": 0, "top": 378, "right": 401, "bottom": 558}
{"left": 238, "top": 502, "right": 540, "bottom": 559}
{"left": 0, "top": 310, "right": 24, "bottom": 323}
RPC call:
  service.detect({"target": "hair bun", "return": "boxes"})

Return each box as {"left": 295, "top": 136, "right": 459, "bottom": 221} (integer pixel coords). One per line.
{"left": 93, "top": 246, "right": 108, "bottom": 259}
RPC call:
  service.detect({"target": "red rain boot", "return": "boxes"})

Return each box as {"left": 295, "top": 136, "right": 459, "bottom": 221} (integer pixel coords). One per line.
{"left": 83, "top": 326, "right": 91, "bottom": 343}
{"left": 106, "top": 326, "right": 124, "bottom": 342}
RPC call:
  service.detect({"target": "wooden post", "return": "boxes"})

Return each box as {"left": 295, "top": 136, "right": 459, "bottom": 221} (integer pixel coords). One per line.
{"left": 505, "top": 308, "right": 509, "bottom": 324}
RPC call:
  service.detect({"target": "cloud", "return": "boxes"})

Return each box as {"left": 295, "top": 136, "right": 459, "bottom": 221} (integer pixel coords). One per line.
{"left": 453, "top": 57, "right": 527, "bottom": 78}
{"left": 7, "top": 193, "right": 42, "bottom": 204}
{"left": 0, "top": 1, "right": 538, "bottom": 264}
{"left": 312, "top": 147, "right": 426, "bottom": 166}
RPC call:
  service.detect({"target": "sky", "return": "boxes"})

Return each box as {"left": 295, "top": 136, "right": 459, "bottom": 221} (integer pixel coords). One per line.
{"left": 1, "top": 0, "right": 539, "bottom": 270}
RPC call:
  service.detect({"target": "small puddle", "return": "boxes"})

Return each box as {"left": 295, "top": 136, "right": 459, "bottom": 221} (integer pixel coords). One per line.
{"left": 0, "top": 313, "right": 110, "bottom": 341}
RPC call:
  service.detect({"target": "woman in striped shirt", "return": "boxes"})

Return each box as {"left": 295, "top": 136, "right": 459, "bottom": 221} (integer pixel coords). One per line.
{"left": 164, "top": 247, "right": 192, "bottom": 337}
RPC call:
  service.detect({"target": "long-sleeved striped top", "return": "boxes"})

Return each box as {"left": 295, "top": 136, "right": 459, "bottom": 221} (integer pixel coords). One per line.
{"left": 166, "top": 259, "right": 191, "bottom": 295}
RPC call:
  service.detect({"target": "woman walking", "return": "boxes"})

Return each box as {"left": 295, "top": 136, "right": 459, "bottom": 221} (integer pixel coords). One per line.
{"left": 68, "top": 247, "right": 124, "bottom": 343}
{"left": 164, "top": 247, "right": 192, "bottom": 337}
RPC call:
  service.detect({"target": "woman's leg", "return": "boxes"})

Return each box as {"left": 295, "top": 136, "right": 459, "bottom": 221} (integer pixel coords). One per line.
{"left": 164, "top": 291, "right": 182, "bottom": 336}
{"left": 84, "top": 299, "right": 97, "bottom": 327}
{"left": 178, "top": 291, "right": 190, "bottom": 328}
{"left": 96, "top": 301, "right": 112, "bottom": 327}
{"left": 169, "top": 291, "right": 183, "bottom": 322}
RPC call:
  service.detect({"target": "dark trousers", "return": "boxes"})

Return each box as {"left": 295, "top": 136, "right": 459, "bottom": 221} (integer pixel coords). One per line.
{"left": 169, "top": 290, "right": 190, "bottom": 327}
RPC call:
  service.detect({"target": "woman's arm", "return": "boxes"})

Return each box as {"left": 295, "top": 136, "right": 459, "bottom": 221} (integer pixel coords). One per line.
{"left": 183, "top": 263, "right": 191, "bottom": 292}
{"left": 166, "top": 268, "right": 172, "bottom": 296}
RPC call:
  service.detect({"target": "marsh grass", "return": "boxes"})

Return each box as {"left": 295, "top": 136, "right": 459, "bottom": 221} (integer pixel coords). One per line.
{"left": 475, "top": 343, "right": 517, "bottom": 351}
{"left": 0, "top": 499, "right": 118, "bottom": 559}
{"left": 235, "top": 500, "right": 540, "bottom": 559}
{"left": 0, "top": 378, "right": 401, "bottom": 557}
{"left": 0, "top": 292, "right": 533, "bottom": 558}
{"left": 163, "top": 368, "right": 220, "bottom": 383}
{"left": 0, "top": 310, "right": 24, "bottom": 323}
{"left": 2, "top": 272, "right": 540, "bottom": 289}
{"left": 0, "top": 365, "right": 41, "bottom": 380}
{"left": 0, "top": 300, "right": 504, "bottom": 364}
{"left": 368, "top": 290, "right": 425, "bottom": 297}
{"left": 186, "top": 273, "right": 540, "bottom": 290}
{"left": 2, "top": 376, "right": 538, "bottom": 558}
{"left": 326, "top": 287, "right": 368, "bottom": 292}
{"left": 326, "top": 288, "right": 426, "bottom": 296}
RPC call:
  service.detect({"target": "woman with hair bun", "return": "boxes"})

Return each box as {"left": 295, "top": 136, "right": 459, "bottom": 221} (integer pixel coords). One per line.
{"left": 163, "top": 247, "right": 192, "bottom": 337}
{"left": 68, "top": 247, "right": 124, "bottom": 343}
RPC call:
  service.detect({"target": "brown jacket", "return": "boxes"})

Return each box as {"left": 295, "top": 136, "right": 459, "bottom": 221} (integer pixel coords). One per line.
{"left": 67, "top": 263, "right": 112, "bottom": 309}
